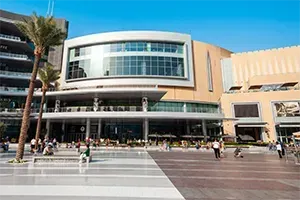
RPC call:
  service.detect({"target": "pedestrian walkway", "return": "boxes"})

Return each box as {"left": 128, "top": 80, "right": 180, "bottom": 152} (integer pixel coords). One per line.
{"left": 0, "top": 150, "right": 299, "bottom": 200}
{"left": 0, "top": 150, "right": 184, "bottom": 200}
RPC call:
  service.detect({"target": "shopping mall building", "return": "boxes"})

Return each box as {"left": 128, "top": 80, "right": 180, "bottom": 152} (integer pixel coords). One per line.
{"left": 1, "top": 10, "right": 299, "bottom": 143}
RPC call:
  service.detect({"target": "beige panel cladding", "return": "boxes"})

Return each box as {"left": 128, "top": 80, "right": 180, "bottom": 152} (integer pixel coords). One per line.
{"left": 249, "top": 72, "right": 300, "bottom": 87}
{"left": 159, "top": 41, "right": 231, "bottom": 102}
{"left": 221, "top": 90, "right": 300, "bottom": 142}
{"left": 230, "top": 45, "right": 300, "bottom": 89}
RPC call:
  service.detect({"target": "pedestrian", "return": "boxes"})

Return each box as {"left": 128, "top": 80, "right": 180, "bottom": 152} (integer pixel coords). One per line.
{"left": 212, "top": 139, "right": 221, "bottom": 160}
{"left": 77, "top": 138, "right": 81, "bottom": 153}
{"left": 30, "top": 138, "right": 36, "bottom": 153}
{"left": 268, "top": 141, "right": 272, "bottom": 151}
{"left": 280, "top": 141, "right": 285, "bottom": 156}
{"left": 276, "top": 141, "right": 282, "bottom": 159}
{"left": 38, "top": 138, "right": 42, "bottom": 153}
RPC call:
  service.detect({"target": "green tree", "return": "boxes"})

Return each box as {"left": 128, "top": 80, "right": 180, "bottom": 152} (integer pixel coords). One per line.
{"left": 15, "top": 13, "right": 66, "bottom": 161}
{"left": 35, "top": 64, "right": 60, "bottom": 149}
{"left": 0, "top": 122, "right": 7, "bottom": 139}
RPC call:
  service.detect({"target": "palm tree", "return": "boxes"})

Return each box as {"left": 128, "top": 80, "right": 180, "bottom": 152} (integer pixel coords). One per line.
{"left": 15, "top": 13, "right": 66, "bottom": 161}
{"left": 35, "top": 64, "right": 60, "bottom": 149}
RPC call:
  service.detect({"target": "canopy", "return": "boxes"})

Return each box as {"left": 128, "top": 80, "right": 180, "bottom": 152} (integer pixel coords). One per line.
{"left": 238, "top": 134, "right": 255, "bottom": 141}
{"left": 162, "top": 134, "right": 177, "bottom": 138}
{"left": 293, "top": 131, "right": 300, "bottom": 137}
{"left": 222, "top": 135, "right": 238, "bottom": 138}
{"left": 148, "top": 134, "right": 162, "bottom": 138}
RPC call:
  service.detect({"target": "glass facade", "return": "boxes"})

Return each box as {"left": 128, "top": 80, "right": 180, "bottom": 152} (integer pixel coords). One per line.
{"left": 103, "top": 56, "right": 184, "bottom": 77}
{"left": 66, "top": 41, "right": 185, "bottom": 80}
{"left": 186, "top": 103, "right": 219, "bottom": 113}
{"left": 149, "top": 101, "right": 219, "bottom": 113}
{"left": 105, "top": 41, "right": 184, "bottom": 54}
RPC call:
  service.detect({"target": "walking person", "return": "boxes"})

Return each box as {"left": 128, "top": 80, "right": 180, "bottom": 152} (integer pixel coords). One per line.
{"left": 276, "top": 141, "right": 283, "bottom": 159}
{"left": 212, "top": 139, "right": 221, "bottom": 160}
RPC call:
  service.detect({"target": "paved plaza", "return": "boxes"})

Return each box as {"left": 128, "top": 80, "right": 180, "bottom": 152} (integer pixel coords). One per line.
{"left": 0, "top": 149, "right": 299, "bottom": 200}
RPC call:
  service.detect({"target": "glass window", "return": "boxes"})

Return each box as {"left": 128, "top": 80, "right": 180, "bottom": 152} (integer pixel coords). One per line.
{"left": 234, "top": 104, "right": 259, "bottom": 117}
{"left": 75, "top": 48, "right": 80, "bottom": 57}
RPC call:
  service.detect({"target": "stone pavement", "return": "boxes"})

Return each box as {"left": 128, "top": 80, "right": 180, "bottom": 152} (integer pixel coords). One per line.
{"left": 0, "top": 149, "right": 299, "bottom": 200}
{"left": 148, "top": 151, "right": 300, "bottom": 200}
{"left": 0, "top": 150, "right": 184, "bottom": 200}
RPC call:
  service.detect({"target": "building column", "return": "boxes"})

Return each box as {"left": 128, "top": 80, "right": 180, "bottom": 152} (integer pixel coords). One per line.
{"left": 186, "top": 120, "right": 190, "bottom": 135}
{"left": 202, "top": 120, "right": 207, "bottom": 142}
{"left": 143, "top": 118, "right": 149, "bottom": 142}
{"left": 97, "top": 119, "right": 102, "bottom": 139}
{"left": 46, "top": 119, "right": 50, "bottom": 137}
{"left": 86, "top": 118, "right": 90, "bottom": 139}
{"left": 61, "top": 120, "right": 65, "bottom": 142}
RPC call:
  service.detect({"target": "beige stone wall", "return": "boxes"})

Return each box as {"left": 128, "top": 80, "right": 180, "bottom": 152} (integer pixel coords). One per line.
{"left": 159, "top": 41, "right": 231, "bottom": 103}
{"left": 221, "top": 90, "right": 300, "bottom": 141}
{"left": 230, "top": 46, "right": 300, "bottom": 89}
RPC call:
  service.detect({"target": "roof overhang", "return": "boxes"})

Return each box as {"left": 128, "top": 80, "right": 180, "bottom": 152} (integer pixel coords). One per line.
{"left": 39, "top": 87, "right": 167, "bottom": 101}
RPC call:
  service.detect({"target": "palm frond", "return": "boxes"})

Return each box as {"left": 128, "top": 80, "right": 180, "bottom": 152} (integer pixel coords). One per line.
{"left": 15, "top": 12, "right": 66, "bottom": 55}
{"left": 38, "top": 63, "right": 60, "bottom": 89}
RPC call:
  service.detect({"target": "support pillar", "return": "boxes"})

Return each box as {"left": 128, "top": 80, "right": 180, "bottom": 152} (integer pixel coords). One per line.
{"left": 186, "top": 120, "right": 190, "bottom": 135}
{"left": 86, "top": 118, "right": 90, "bottom": 139}
{"left": 143, "top": 118, "right": 149, "bottom": 142}
{"left": 61, "top": 120, "right": 65, "bottom": 142}
{"left": 97, "top": 119, "right": 102, "bottom": 139}
{"left": 202, "top": 120, "right": 207, "bottom": 142}
{"left": 46, "top": 119, "right": 50, "bottom": 137}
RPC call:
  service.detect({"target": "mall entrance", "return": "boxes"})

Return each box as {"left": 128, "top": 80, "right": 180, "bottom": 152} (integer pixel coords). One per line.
{"left": 235, "top": 126, "right": 262, "bottom": 141}
{"left": 102, "top": 119, "right": 143, "bottom": 143}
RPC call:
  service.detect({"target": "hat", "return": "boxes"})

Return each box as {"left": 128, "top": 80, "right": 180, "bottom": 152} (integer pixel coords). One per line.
{"left": 48, "top": 143, "right": 54, "bottom": 147}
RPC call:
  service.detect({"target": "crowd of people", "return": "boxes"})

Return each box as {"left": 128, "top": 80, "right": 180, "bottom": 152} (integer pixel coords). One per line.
{"left": 30, "top": 137, "right": 57, "bottom": 155}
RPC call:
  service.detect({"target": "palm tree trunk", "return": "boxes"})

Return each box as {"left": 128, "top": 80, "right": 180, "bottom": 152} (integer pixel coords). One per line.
{"left": 35, "top": 88, "right": 46, "bottom": 149}
{"left": 15, "top": 53, "right": 41, "bottom": 161}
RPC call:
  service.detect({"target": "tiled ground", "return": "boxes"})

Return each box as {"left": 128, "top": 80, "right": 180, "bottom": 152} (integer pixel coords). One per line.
{"left": 0, "top": 150, "right": 184, "bottom": 200}
{"left": 0, "top": 149, "right": 299, "bottom": 200}
{"left": 148, "top": 151, "right": 300, "bottom": 200}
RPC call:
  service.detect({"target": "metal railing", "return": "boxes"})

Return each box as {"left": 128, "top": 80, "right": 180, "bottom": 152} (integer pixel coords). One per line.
{"left": 0, "top": 33, "right": 21, "bottom": 42}
{"left": 0, "top": 86, "right": 29, "bottom": 92}
{"left": 0, "top": 70, "right": 31, "bottom": 77}
{"left": 45, "top": 106, "right": 144, "bottom": 113}
{"left": 0, "top": 52, "right": 29, "bottom": 60}
{"left": 0, "top": 106, "right": 221, "bottom": 114}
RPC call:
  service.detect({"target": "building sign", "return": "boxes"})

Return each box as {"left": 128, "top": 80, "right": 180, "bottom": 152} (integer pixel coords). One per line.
{"left": 274, "top": 101, "right": 300, "bottom": 117}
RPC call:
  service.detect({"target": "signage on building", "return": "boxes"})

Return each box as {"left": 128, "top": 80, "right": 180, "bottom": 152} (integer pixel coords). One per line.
{"left": 274, "top": 101, "right": 300, "bottom": 117}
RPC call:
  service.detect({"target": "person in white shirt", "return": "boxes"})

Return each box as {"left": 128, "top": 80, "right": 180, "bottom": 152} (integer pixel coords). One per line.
{"left": 30, "top": 138, "right": 36, "bottom": 153}
{"left": 276, "top": 142, "right": 282, "bottom": 159}
{"left": 212, "top": 139, "right": 221, "bottom": 159}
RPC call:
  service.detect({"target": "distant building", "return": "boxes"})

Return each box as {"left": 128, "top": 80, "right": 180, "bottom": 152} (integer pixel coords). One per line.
{"left": 0, "top": 9, "right": 68, "bottom": 139}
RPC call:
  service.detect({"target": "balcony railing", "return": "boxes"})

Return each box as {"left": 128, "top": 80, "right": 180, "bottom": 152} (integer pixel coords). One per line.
{"left": 0, "top": 52, "right": 29, "bottom": 60}
{"left": 0, "top": 70, "right": 31, "bottom": 77}
{"left": 0, "top": 105, "right": 221, "bottom": 114}
{"left": 0, "top": 86, "right": 29, "bottom": 92}
{"left": 0, "top": 33, "right": 21, "bottom": 42}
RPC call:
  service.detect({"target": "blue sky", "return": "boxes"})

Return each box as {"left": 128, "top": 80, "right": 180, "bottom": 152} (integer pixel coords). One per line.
{"left": 1, "top": 0, "right": 299, "bottom": 52}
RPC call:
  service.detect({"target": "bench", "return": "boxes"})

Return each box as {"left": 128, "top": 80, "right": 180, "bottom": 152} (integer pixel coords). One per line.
{"left": 32, "top": 155, "right": 92, "bottom": 163}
